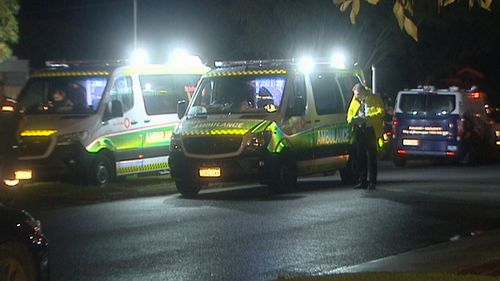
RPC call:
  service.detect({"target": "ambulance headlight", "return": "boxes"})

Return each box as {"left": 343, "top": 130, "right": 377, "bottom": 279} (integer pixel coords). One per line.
{"left": 57, "top": 131, "right": 89, "bottom": 145}
{"left": 170, "top": 134, "right": 183, "bottom": 152}
{"left": 246, "top": 131, "right": 272, "bottom": 149}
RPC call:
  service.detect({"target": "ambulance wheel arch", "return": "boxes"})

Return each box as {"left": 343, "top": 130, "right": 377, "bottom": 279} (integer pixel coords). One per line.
{"left": 88, "top": 149, "right": 116, "bottom": 186}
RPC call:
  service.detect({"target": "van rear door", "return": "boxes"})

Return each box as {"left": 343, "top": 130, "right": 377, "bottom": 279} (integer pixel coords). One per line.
{"left": 395, "top": 93, "right": 459, "bottom": 154}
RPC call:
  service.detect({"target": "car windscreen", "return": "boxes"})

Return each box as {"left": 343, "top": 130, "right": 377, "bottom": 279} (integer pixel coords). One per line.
{"left": 139, "top": 74, "right": 201, "bottom": 115}
{"left": 399, "top": 93, "right": 456, "bottom": 116}
{"left": 18, "top": 76, "right": 108, "bottom": 115}
{"left": 187, "top": 75, "right": 286, "bottom": 117}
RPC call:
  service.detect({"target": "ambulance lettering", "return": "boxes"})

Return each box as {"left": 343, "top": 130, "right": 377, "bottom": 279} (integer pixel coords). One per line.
{"left": 316, "top": 127, "right": 350, "bottom": 145}
{"left": 193, "top": 122, "right": 244, "bottom": 129}
{"left": 145, "top": 131, "right": 172, "bottom": 144}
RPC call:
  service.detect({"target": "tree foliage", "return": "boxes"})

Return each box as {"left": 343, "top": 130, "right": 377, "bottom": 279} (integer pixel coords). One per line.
{"left": 333, "top": 0, "right": 492, "bottom": 41}
{"left": 0, "top": 0, "right": 19, "bottom": 62}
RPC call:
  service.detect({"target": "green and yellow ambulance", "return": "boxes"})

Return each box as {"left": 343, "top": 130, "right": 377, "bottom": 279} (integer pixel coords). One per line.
{"left": 13, "top": 60, "right": 210, "bottom": 185}
{"left": 169, "top": 58, "right": 366, "bottom": 197}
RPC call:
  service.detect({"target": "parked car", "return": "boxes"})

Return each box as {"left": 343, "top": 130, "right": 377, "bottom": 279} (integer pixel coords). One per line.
{"left": 0, "top": 204, "right": 49, "bottom": 281}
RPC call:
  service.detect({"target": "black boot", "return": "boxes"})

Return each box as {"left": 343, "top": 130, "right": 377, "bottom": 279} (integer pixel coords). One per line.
{"left": 354, "top": 181, "right": 367, "bottom": 189}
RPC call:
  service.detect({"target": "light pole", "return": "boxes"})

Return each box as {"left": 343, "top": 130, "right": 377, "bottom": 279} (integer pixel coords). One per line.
{"left": 133, "top": 0, "right": 137, "bottom": 49}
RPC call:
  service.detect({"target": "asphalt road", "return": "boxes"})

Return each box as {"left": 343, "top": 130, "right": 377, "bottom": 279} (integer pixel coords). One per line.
{"left": 37, "top": 161, "right": 500, "bottom": 281}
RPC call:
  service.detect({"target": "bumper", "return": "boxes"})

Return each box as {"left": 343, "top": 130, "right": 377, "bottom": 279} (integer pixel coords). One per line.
{"left": 169, "top": 151, "right": 278, "bottom": 184}
{"left": 15, "top": 143, "right": 91, "bottom": 182}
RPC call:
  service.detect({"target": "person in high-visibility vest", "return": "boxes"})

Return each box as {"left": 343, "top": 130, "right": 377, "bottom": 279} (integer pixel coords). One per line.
{"left": 347, "top": 83, "right": 385, "bottom": 190}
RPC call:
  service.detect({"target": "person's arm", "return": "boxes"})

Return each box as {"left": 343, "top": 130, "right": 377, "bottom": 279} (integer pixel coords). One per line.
{"left": 366, "top": 95, "right": 385, "bottom": 120}
{"left": 346, "top": 97, "right": 359, "bottom": 124}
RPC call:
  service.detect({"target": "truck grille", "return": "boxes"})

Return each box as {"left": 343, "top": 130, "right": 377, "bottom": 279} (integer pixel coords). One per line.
{"left": 183, "top": 136, "right": 243, "bottom": 155}
{"left": 19, "top": 137, "right": 52, "bottom": 157}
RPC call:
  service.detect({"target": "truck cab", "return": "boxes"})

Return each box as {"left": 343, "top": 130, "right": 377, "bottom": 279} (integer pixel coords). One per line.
{"left": 13, "top": 60, "right": 210, "bottom": 185}
{"left": 169, "top": 58, "right": 366, "bottom": 197}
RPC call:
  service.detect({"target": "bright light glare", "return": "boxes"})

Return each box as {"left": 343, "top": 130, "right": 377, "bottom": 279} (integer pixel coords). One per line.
{"left": 331, "top": 51, "right": 346, "bottom": 68}
{"left": 130, "top": 49, "right": 150, "bottom": 65}
{"left": 168, "top": 49, "right": 203, "bottom": 67}
{"left": 298, "top": 56, "right": 315, "bottom": 73}
{"left": 3, "top": 179, "right": 19, "bottom": 187}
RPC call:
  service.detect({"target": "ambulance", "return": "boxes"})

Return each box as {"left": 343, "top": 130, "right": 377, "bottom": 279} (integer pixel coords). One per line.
{"left": 169, "top": 58, "right": 367, "bottom": 197}
{"left": 13, "top": 58, "right": 210, "bottom": 185}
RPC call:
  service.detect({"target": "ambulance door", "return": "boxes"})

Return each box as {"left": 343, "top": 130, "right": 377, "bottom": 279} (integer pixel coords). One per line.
{"left": 139, "top": 74, "right": 200, "bottom": 172}
{"left": 101, "top": 75, "right": 145, "bottom": 173}
{"left": 281, "top": 73, "right": 316, "bottom": 175}
{"left": 309, "top": 72, "right": 353, "bottom": 174}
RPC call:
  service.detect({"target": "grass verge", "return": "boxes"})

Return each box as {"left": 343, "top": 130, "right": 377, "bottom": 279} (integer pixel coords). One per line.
{"left": 0, "top": 175, "right": 178, "bottom": 211}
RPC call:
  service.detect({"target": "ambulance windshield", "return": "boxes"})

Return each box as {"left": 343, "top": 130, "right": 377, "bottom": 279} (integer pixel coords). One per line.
{"left": 18, "top": 76, "right": 108, "bottom": 115}
{"left": 187, "top": 75, "right": 286, "bottom": 117}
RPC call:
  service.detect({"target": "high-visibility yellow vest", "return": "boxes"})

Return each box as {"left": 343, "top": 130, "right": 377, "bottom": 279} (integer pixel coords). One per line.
{"left": 346, "top": 93, "right": 385, "bottom": 139}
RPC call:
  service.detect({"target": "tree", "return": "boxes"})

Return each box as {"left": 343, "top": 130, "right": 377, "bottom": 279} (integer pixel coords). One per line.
{"left": 333, "top": 0, "right": 492, "bottom": 41}
{"left": 0, "top": 0, "right": 19, "bottom": 62}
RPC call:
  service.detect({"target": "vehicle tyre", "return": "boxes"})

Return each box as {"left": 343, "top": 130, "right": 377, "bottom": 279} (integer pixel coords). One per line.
{"left": 175, "top": 180, "right": 201, "bottom": 198}
{"left": 269, "top": 159, "right": 297, "bottom": 193}
{"left": 0, "top": 242, "right": 38, "bottom": 281}
{"left": 89, "top": 154, "right": 114, "bottom": 186}
{"left": 393, "top": 157, "right": 406, "bottom": 167}
{"left": 340, "top": 154, "right": 359, "bottom": 185}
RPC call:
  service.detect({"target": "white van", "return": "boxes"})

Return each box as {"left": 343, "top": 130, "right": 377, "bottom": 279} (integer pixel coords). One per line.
{"left": 169, "top": 59, "right": 367, "bottom": 197}
{"left": 14, "top": 61, "right": 210, "bottom": 185}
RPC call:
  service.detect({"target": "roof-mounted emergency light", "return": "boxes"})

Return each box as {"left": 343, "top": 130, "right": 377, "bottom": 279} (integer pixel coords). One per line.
{"left": 298, "top": 56, "right": 315, "bottom": 74}
{"left": 129, "top": 49, "right": 150, "bottom": 66}
{"left": 167, "top": 49, "right": 204, "bottom": 68}
{"left": 330, "top": 51, "right": 347, "bottom": 69}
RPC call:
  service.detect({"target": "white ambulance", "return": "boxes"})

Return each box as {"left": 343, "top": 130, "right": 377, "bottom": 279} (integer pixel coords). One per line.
{"left": 13, "top": 60, "right": 210, "bottom": 185}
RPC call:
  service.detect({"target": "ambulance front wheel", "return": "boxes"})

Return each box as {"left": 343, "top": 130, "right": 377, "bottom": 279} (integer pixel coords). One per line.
{"left": 89, "top": 154, "right": 114, "bottom": 186}
{"left": 175, "top": 180, "right": 201, "bottom": 198}
{"left": 269, "top": 159, "right": 297, "bottom": 193}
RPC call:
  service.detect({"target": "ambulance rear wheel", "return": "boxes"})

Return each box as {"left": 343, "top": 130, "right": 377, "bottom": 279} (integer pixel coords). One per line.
{"left": 89, "top": 154, "right": 114, "bottom": 186}
{"left": 175, "top": 180, "right": 201, "bottom": 198}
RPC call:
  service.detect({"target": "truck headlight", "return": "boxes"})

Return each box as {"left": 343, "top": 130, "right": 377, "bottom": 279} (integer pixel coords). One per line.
{"left": 57, "top": 131, "right": 88, "bottom": 145}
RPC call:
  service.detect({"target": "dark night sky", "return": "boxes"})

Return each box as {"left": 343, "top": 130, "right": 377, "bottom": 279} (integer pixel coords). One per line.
{"left": 12, "top": 0, "right": 500, "bottom": 103}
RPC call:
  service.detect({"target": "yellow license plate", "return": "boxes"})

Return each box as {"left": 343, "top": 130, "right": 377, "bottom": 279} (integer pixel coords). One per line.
{"left": 199, "top": 167, "right": 221, "bottom": 177}
{"left": 403, "top": 139, "right": 419, "bottom": 146}
{"left": 15, "top": 170, "right": 32, "bottom": 180}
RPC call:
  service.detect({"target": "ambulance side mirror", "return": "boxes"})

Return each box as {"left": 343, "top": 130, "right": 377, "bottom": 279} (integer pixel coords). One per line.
{"left": 177, "top": 100, "right": 187, "bottom": 119}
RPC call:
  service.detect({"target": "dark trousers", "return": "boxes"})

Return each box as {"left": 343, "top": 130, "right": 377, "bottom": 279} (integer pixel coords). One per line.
{"left": 354, "top": 125, "right": 378, "bottom": 184}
